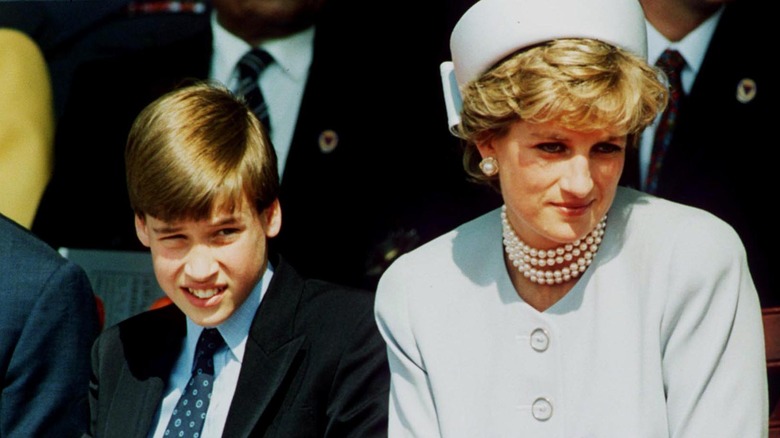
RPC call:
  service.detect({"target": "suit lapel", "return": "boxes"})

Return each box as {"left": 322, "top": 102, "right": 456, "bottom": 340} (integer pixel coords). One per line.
{"left": 104, "top": 306, "right": 186, "bottom": 436}
{"left": 105, "top": 367, "right": 167, "bottom": 436}
{"left": 222, "top": 258, "right": 307, "bottom": 437}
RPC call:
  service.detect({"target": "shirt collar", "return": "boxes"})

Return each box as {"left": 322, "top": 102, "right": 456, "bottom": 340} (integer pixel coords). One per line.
{"left": 645, "top": 6, "right": 723, "bottom": 76}
{"left": 210, "top": 11, "right": 315, "bottom": 85}
{"left": 184, "top": 261, "right": 274, "bottom": 368}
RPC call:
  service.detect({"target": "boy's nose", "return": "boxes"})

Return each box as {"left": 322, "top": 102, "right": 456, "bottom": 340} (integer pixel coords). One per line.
{"left": 184, "top": 245, "right": 219, "bottom": 281}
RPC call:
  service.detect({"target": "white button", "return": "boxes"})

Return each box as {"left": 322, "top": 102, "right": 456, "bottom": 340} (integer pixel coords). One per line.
{"left": 530, "top": 328, "right": 549, "bottom": 352}
{"left": 532, "top": 397, "right": 553, "bottom": 421}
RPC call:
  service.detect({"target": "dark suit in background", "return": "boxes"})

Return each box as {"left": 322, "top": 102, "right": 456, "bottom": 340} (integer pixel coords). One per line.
{"left": 88, "top": 258, "right": 388, "bottom": 437}
{"left": 621, "top": 0, "right": 776, "bottom": 306}
{"left": 0, "top": 0, "right": 206, "bottom": 119}
{"left": 30, "top": 0, "right": 498, "bottom": 291}
{"left": 0, "top": 213, "right": 99, "bottom": 437}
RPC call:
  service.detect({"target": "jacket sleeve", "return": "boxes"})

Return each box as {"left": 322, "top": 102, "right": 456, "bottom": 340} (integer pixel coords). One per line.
{"left": 375, "top": 258, "right": 442, "bottom": 438}
{"left": 2, "top": 259, "right": 99, "bottom": 437}
{"left": 660, "top": 215, "right": 768, "bottom": 437}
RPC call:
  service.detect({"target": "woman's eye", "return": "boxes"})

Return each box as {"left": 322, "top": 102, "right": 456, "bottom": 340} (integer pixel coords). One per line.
{"left": 536, "top": 142, "right": 565, "bottom": 153}
{"left": 593, "top": 142, "right": 624, "bottom": 154}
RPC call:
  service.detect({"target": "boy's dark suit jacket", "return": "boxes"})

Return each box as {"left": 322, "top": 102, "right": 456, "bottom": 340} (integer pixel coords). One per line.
{"left": 87, "top": 257, "right": 389, "bottom": 437}
{"left": 621, "top": 0, "right": 776, "bottom": 305}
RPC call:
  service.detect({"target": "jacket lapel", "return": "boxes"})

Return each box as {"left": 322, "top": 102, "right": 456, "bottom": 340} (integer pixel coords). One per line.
{"left": 222, "top": 257, "right": 307, "bottom": 437}
{"left": 103, "top": 306, "right": 186, "bottom": 437}
{"left": 104, "top": 367, "right": 167, "bottom": 437}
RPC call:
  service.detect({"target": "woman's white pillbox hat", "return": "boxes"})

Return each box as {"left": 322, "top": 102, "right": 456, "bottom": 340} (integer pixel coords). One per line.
{"left": 441, "top": 0, "right": 648, "bottom": 132}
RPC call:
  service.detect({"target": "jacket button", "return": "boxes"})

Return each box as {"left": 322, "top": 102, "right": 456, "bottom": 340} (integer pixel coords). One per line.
{"left": 530, "top": 328, "right": 549, "bottom": 352}
{"left": 532, "top": 397, "right": 553, "bottom": 421}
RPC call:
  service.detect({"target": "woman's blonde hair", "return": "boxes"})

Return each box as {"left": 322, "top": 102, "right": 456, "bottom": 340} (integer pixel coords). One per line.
{"left": 125, "top": 82, "right": 279, "bottom": 221}
{"left": 458, "top": 38, "right": 668, "bottom": 186}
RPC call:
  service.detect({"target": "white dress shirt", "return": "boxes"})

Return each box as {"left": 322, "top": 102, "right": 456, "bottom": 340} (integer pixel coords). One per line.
{"left": 638, "top": 8, "right": 723, "bottom": 188}
{"left": 209, "top": 12, "right": 314, "bottom": 177}
{"left": 148, "top": 263, "right": 274, "bottom": 438}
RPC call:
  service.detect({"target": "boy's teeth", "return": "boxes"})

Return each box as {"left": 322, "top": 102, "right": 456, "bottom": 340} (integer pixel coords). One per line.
{"left": 188, "top": 288, "right": 220, "bottom": 299}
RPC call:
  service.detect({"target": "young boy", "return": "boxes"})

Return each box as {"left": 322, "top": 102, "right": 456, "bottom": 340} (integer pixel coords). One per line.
{"left": 87, "top": 83, "right": 389, "bottom": 437}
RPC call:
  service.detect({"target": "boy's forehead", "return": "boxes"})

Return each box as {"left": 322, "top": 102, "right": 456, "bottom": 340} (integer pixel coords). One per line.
{"left": 146, "top": 197, "right": 255, "bottom": 230}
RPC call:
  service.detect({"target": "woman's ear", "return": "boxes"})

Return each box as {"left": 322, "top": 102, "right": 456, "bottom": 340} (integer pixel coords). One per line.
{"left": 475, "top": 133, "right": 496, "bottom": 160}
{"left": 473, "top": 131, "right": 501, "bottom": 178}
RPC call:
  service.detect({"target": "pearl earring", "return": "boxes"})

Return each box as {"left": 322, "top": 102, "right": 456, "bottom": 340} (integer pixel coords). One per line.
{"left": 479, "top": 157, "right": 498, "bottom": 176}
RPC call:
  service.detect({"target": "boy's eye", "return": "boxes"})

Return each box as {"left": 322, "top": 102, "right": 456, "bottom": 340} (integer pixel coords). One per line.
{"left": 160, "top": 234, "right": 185, "bottom": 241}
{"left": 217, "top": 228, "right": 240, "bottom": 237}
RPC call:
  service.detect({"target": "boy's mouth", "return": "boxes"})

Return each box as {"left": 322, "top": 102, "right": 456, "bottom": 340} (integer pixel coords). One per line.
{"left": 185, "top": 287, "right": 226, "bottom": 299}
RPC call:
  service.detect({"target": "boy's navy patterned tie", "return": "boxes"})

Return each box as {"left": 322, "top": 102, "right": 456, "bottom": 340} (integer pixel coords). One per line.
{"left": 164, "top": 328, "right": 225, "bottom": 438}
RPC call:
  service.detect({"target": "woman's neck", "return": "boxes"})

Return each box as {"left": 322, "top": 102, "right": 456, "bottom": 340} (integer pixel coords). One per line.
{"left": 499, "top": 205, "right": 606, "bottom": 311}
{"left": 505, "top": 256, "right": 576, "bottom": 311}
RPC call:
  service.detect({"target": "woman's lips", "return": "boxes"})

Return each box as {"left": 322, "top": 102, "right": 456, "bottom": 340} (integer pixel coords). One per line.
{"left": 553, "top": 200, "right": 593, "bottom": 215}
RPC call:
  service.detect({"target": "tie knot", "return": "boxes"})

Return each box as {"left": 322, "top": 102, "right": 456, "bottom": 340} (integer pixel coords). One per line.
{"left": 193, "top": 328, "right": 225, "bottom": 375}
{"left": 655, "top": 49, "right": 686, "bottom": 79}
{"left": 237, "top": 48, "right": 274, "bottom": 80}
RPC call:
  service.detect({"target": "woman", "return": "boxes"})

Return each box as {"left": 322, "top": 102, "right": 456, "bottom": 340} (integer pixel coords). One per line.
{"left": 374, "top": 0, "right": 767, "bottom": 436}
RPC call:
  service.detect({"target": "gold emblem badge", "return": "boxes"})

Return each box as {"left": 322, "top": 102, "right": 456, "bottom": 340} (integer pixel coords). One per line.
{"left": 736, "top": 78, "right": 757, "bottom": 104}
{"left": 318, "top": 129, "right": 339, "bottom": 153}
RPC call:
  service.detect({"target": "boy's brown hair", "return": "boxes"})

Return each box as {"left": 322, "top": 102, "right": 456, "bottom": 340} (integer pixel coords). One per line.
{"left": 126, "top": 82, "right": 279, "bottom": 221}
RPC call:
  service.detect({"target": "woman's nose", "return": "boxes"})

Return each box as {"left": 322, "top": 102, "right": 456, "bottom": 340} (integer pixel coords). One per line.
{"left": 559, "top": 156, "right": 594, "bottom": 197}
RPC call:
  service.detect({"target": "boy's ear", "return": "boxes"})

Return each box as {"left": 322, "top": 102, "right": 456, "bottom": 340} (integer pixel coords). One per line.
{"left": 261, "top": 199, "right": 282, "bottom": 239}
{"left": 135, "top": 214, "right": 151, "bottom": 248}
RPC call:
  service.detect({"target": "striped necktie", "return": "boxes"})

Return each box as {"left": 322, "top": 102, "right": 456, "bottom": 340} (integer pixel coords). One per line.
{"left": 645, "top": 49, "right": 686, "bottom": 194}
{"left": 236, "top": 48, "right": 274, "bottom": 135}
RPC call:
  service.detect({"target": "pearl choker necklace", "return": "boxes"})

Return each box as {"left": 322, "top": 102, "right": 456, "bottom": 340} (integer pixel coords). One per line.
{"left": 501, "top": 206, "right": 606, "bottom": 285}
